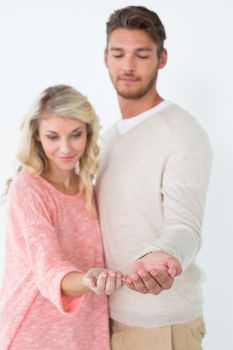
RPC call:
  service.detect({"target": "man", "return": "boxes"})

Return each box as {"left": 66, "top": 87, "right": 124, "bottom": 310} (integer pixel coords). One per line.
{"left": 96, "top": 6, "right": 212, "bottom": 350}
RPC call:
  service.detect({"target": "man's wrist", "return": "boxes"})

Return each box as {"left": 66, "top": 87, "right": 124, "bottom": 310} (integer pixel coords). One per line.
{"left": 137, "top": 251, "right": 153, "bottom": 260}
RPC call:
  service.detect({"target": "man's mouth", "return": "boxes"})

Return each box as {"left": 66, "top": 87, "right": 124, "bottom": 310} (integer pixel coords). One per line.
{"left": 119, "top": 75, "right": 138, "bottom": 81}
{"left": 119, "top": 76, "right": 139, "bottom": 85}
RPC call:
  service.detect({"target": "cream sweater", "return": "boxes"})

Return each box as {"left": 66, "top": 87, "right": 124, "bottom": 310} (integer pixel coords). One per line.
{"left": 96, "top": 103, "right": 212, "bottom": 328}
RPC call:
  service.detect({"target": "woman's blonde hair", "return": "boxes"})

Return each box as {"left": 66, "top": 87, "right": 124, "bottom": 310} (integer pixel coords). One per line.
{"left": 16, "top": 84, "right": 100, "bottom": 214}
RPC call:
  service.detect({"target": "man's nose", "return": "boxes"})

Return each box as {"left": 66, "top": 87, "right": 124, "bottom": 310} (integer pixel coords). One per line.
{"left": 122, "top": 56, "right": 136, "bottom": 73}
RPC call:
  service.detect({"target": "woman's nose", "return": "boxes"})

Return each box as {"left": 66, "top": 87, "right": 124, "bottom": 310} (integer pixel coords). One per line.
{"left": 60, "top": 139, "right": 71, "bottom": 153}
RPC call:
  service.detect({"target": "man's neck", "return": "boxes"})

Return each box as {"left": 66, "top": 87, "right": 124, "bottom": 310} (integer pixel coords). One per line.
{"left": 119, "top": 91, "right": 163, "bottom": 119}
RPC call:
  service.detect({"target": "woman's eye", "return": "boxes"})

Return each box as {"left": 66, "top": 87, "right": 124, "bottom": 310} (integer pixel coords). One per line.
{"left": 72, "top": 133, "right": 82, "bottom": 138}
{"left": 46, "top": 135, "right": 58, "bottom": 140}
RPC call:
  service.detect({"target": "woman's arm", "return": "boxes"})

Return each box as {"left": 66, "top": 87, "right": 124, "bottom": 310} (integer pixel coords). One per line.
{"left": 62, "top": 269, "right": 124, "bottom": 296}
{"left": 61, "top": 271, "right": 89, "bottom": 296}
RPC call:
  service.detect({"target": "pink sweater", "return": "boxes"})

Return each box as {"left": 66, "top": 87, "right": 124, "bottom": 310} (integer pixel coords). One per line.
{"left": 0, "top": 171, "right": 110, "bottom": 350}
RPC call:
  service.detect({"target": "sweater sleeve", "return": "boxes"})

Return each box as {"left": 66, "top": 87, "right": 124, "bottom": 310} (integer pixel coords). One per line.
{"left": 9, "top": 177, "right": 84, "bottom": 315}
{"left": 142, "top": 117, "right": 212, "bottom": 270}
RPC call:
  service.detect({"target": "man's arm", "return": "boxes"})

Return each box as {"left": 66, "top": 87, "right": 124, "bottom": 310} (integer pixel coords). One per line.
{"left": 126, "top": 114, "right": 212, "bottom": 294}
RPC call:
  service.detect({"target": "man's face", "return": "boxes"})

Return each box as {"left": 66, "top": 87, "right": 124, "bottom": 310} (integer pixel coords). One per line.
{"left": 105, "top": 28, "right": 167, "bottom": 99}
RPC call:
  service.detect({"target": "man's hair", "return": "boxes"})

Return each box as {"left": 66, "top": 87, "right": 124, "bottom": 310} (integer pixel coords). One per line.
{"left": 106, "top": 6, "right": 166, "bottom": 56}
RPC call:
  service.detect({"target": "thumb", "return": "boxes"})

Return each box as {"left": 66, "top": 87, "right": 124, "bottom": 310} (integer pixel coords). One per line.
{"left": 83, "top": 270, "right": 98, "bottom": 289}
{"left": 167, "top": 257, "right": 182, "bottom": 278}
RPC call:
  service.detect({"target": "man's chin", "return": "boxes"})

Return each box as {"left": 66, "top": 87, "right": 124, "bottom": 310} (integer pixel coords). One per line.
{"left": 116, "top": 88, "right": 145, "bottom": 100}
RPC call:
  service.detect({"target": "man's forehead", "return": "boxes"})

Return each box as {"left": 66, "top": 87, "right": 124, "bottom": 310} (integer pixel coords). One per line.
{"left": 107, "top": 28, "right": 157, "bottom": 50}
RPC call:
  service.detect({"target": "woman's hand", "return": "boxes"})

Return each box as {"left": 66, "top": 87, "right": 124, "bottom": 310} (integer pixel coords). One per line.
{"left": 83, "top": 268, "right": 124, "bottom": 295}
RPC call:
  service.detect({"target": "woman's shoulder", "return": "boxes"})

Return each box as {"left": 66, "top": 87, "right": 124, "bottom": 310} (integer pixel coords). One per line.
{"left": 8, "top": 170, "right": 57, "bottom": 217}
{"left": 12, "top": 170, "right": 40, "bottom": 188}
{"left": 9, "top": 170, "right": 47, "bottom": 199}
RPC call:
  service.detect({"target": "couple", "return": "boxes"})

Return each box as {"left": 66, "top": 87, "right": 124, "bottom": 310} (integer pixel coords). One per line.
{"left": 0, "top": 6, "right": 212, "bottom": 350}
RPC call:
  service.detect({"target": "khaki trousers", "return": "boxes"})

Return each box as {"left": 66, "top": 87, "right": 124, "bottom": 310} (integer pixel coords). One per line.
{"left": 110, "top": 316, "right": 206, "bottom": 350}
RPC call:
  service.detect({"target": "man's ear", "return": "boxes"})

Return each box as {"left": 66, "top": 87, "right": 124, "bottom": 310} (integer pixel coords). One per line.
{"left": 104, "top": 47, "right": 108, "bottom": 68}
{"left": 158, "top": 48, "right": 167, "bottom": 69}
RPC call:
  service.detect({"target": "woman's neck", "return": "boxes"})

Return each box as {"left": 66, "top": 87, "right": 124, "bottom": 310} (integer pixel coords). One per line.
{"left": 41, "top": 168, "right": 80, "bottom": 195}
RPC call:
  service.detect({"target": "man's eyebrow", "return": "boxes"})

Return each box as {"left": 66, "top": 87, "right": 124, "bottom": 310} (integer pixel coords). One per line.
{"left": 109, "top": 47, "right": 153, "bottom": 52}
{"left": 136, "top": 48, "right": 153, "bottom": 52}
{"left": 109, "top": 48, "right": 124, "bottom": 52}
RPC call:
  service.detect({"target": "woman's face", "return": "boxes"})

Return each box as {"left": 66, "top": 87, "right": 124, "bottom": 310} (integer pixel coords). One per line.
{"left": 37, "top": 114, "right": 87, "bottom": 173}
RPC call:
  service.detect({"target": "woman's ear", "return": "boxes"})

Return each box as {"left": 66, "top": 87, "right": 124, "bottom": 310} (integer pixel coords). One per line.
{"left": 35, "top": 131, "right": 40, "bottom": 142}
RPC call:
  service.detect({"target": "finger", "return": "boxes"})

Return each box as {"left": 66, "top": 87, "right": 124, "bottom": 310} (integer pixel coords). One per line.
{"left": 127, "top": 273, "right": 148, "bottom": 294}
{"left": 167, "top": 257, "right": 182, "bottom": 277}
{"left": 105, "top": 272, "right": 117, "bottom": 295}
{"left": 122, "top": 276, "right": 127, "bottom": 283}
{"left": 125, "top": 275, "right": 138, "bottom": 291}
{"left": 150, "top": 269, "right": 173, "bottom": 290}
{"left": 88, "top": 276, "right": 97, "bottom": 289}
{"left": 115, "top": 271, "right": 123, "bottom": 290}
{"left": 138, "top": 268, "right": 162, "bottom": 295}
{"left": 83, "top": 273, "right": 97, "bottom": 289}
{"left": 96, "top": 272, "right": 108, "bottom": 294}
{"left": 126, "top": 280, "right": 137, "bottom": 291}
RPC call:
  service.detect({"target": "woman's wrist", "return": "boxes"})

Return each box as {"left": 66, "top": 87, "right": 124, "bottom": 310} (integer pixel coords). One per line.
{"left": 61, "top": 271, "right": 90, "bottom": 296}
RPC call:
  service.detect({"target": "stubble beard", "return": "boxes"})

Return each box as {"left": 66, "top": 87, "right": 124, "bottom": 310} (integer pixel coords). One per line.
{"left": 111, "top": 70, "right": 158, "bottom": 100}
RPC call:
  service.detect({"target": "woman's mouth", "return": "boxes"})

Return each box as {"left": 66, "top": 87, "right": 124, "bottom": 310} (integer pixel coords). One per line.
{"left": 58, "top": 155, "right": 75, "bottom": 162}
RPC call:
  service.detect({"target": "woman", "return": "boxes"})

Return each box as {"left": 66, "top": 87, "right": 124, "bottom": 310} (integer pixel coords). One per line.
{"left": 0, "top": 85, "right": 123, "bottom": 349}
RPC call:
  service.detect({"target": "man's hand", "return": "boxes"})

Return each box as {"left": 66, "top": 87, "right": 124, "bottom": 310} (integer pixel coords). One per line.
{"left": 125, "top": 251, "right": 182, "bottom": 295}
{"left": 83, "top": 268, "right": 124, "bottom": 295}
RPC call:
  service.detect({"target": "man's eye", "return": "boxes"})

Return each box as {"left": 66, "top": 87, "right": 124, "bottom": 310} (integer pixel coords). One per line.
{"left": 138, "top": 56, "right": 149, "bottom": 59}
{"left": 113, "top": 54, "right": 123, "bottom": 58}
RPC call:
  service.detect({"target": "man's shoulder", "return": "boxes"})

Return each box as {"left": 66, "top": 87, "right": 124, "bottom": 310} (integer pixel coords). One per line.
{"left": 158, "top": 103, "right": 211, "bottom": 154}
{"left": 160, "top": 103, "right": 195, "bottom": 122}
{"left": 159, "top": 103, "right": 206, "bottom": 134}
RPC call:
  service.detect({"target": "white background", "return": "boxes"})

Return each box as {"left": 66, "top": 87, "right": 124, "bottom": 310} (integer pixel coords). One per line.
{"left": 0, "top": 1, "right": 232, "bottom": 349}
